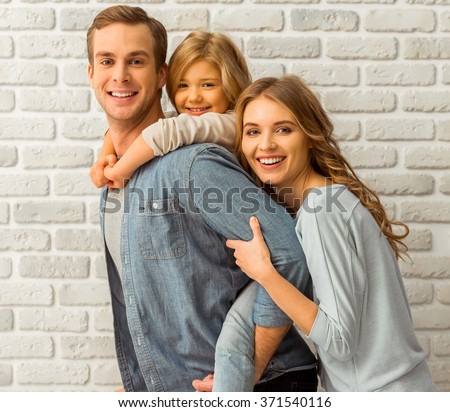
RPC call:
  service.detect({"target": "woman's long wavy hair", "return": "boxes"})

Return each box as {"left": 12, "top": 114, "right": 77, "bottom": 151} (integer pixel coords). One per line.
{"left": 234, "top": 76, "right": 409, "bottom": 259}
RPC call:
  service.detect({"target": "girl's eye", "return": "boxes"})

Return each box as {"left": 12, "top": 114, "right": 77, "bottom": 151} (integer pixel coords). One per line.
{"left": 202, "top": 83, "right": 215, "bottom": 88}
{"left": 178, "top": 83, "right": 188, "bottom": 89}
{"left": 245, "top": 128, "right": 260, "bottom": 137}
{"left": 276, "top": 126, "right": 291, "bottom": 134}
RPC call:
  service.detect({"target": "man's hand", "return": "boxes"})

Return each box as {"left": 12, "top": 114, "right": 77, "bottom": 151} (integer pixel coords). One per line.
{"left": 90, "top": 154, "right": 117, "bottom": 188}
{"left": 192, "top": 374, "right": 214, "bottom": 392}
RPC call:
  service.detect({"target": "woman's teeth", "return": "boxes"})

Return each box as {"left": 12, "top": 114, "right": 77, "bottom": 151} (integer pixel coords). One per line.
{"left": 259, "top": 157, "right": 284, "bottom": 165}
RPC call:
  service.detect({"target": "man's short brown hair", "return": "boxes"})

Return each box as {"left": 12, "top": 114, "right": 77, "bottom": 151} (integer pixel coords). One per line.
{"left": 87, "top": 5, "right": 167, "bottom": 68}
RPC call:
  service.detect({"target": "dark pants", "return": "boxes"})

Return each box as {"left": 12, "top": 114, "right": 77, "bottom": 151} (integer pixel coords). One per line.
{"left": 253, "top": 368, "right": 318, "bottom": 392}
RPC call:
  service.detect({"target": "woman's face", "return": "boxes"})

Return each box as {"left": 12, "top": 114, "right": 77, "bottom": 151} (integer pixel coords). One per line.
{"left": 241, "top": 96, "right": 312, "bottom": 190}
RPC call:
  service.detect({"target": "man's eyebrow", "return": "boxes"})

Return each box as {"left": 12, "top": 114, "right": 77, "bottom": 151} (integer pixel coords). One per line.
{"left": 94, "top": 50, "right": 151, "bottom": 59}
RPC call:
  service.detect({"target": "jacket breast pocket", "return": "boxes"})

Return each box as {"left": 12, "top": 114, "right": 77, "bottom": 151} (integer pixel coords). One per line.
{"left": 137, "top": 198, "right": 186, "bottom": 260}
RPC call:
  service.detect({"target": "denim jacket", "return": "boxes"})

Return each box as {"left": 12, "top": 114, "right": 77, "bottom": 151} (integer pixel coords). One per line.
{"left": 100, "top": 144, "right": 316, "bottom": 391}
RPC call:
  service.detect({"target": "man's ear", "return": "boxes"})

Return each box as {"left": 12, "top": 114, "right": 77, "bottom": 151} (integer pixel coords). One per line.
{"left": 158, "top": 63, "right": 168, "bottom": 90}
{"left": 87, "top": 63, "right": 94, "bottom": 88}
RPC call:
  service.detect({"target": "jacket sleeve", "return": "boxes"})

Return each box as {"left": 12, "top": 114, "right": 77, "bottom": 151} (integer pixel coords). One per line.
{"left": 189, "top": 146, "right": 313, "bottom": 328}
{"left": 141, "top": 112, "right": 236, "bottom": 156}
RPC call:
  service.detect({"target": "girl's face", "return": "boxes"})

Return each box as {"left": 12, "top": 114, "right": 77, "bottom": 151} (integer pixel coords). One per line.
{"left": 174, "top": 60, "right": 230, "bottom": 115}
{"left": 241, "top": 96, "right": 312, "bottom": 190}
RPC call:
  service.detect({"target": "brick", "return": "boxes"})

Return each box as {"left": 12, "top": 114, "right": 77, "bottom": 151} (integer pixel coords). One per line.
{"left": 0, "top": 364, "right": 12, "bottom": 386}
{"left": 93, "top": 362, "right": 121, "bottom": 386}
{"left": 13, "top": 201, "right": 85, "bottom": 223}
{"left": 0, "top": 62, "right": 56, "bottom": 86}
{"left": 404, "top": 228, "right": 432, "bottom": 251}
{"left": 437, "top": 120, "right": 450, "bottom": 141}
{"left": 444, "top": 64, "right": 450, "bottom": 85}
{"left": 19, "top": 256, "right": 90, "bottom": 279}
{"left": 63, "top": 62, "right": 89, "bottom": 86}
{"left": 0, "top": 146, "right": 16, "bottom": 167}
{"left": 329, "top": 0, "right": 396, "bottom": 2}
{"left": 400, "top": 255, "right": 450, "bottom": 278}
{"left": 59, "top": 8, "right": 99, "bottom": 30}
{"left": 406, "top": 0, "right": 450, "bottom": 3}
{"left": 402, "top": 90, "right": 450, "bottom": 112}
{"left": 436, "top": 283, "right": 450, "bottom": 304}
{"left": 0, "top": 91, "right": 14, "bottom": 112}
{"left": 0, "top": 309, "right": 13, "bottom": 331}
{"left": 61, "top": 336, "right": 115, "bottom": 359}
{"left": 428, "top": 362, "right": 450, "bottom": 383}
{"left": 327, "top": 37, "right": 397, "bottom": 60}
{"left": 62, "top": 117, "right": 107, "bottom": 140}
{"left": 54, "top": 173, "right": 99, "bottom": 195}
{"left": 19, "top": 90, "right": 90, "bottom": 113}
{"left": 213, "top": 9, "right": 282, "bottom": 31}
{"left": 403, "top": 279, "right": 433, "bottom": 304}
{"left": 341, "top": 145, "right": 397, "bottom": 168}
{"left": 442, "top": 11, "right": 450, "bottom": 32}
{"left": 0, "top": 7, "right": 55, "bottom": 30}
{"left": 291, "top": 63, "right": 359, "bottom": 86}
{"left": 365, "top": 119, "right": 434, "bottom": 141}
{"left": 0, "top": 230, "right": 50, "bottom": 251}
{"left": 18, "top": 35, "right": 86, "bottom": 58}
{"left": 365, "top": 9, "right": 435, "bottom": 32}
{"left": 0, "top": 257, "right": 11, "bottom": 278}
{"left": 247, "top": 36, "right": 320, "bottom": 58}
{"left": 17, "top": 363, "right": 89, "bottom": 385}
{"left": 440, "top": 174, "right": 450, "bottom": 195}
{"left": 402, "top": 202, "right": 450, "bottom": 223}
{"left": 333, "top": 120, "right": 360, "bottom": 141}
{"left": 405, "top": 37, "right": 450, "bottom": 59}
{"left": 0, "top": 175, "right": 49, "bottom": 196}
{"left": 434, "top": 334, "right": 450, "bottom": 355}
{"left": 19, "top": 309, "right": 88, "bottom": 332}
{"left": 253, "top": 0, "right": 319, "bottom": 2}
{"left": 291, "top": 9, "right": 358, "bottom": 31}
{"left": 366, "top": 64, "right": 435, "bottom": 86}
{"left": 249, "top": 63, "right": 285, "bottom": 79}
{"left": 0, "top": 36, "right": 13, "bottom": 57}
{"left": 412, "top": 307, "right": 450, "bottom": 329}
{"left": 324, "top": 90, "right": 396, "bottom": 113}
{"left": 93, "top": 256, "right": 107, "bottom": 279}
{"left": 151, "top": 9, "right": 208, "bottom": 31}
{"left": 0, "top": 118, "right": 55, "bottom": 140}
{"left": 0, "top": 284, "right": 53, "bottom": 306}
{"left": 0, "top": 201, "right": 8, "bottom": 224}
{"left": 59, "top": 283, "right": 111, "bottom": 306}
{"left": 94, "top": 309, "right": 113, "bottom": 332}
{"left": 55, "top": 229, "right": 103, "bottom": 251}
{"left": 405, "top": 147, "right": 450, "bottom": 169}
{"left": 22, "top": 146, "right": 93, "bottom": 169}
{"left": 0, "top": 337, "right": 53, "bottom": 358}
{"left": 360, "top": 173, "right": 434, "bottom": 195}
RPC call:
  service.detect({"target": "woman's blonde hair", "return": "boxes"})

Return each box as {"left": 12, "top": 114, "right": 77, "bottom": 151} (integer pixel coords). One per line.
{"left": 166, "top": 30, "right": 252, "bottom": 111}
{"left": 235, "top": 75, "right": 409, "bottom": 259}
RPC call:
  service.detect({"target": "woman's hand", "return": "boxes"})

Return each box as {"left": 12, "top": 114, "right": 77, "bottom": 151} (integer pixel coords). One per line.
{"left": 226, "top": 216, "right": 276, "bottom": 284}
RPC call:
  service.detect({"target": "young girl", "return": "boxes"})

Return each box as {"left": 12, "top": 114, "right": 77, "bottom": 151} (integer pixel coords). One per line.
{"left": 90, "top": 30, "right": 251, "bottom": 188}
{"left": 217, "top": 75, "right": 436, "bottom": 391}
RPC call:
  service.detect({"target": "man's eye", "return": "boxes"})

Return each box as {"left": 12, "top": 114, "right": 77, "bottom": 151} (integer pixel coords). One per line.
{"left": 100, "top": 59, "right": 113, "bottom": 65}
{"left": 130, "top": 59, "right": 143, "bottom": 65}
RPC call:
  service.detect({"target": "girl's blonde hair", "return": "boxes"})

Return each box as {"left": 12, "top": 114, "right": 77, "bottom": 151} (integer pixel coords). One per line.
{"left": 235, "top": 75, "right": 409, "bottom": 259}
{"left": 166, "top": 30, "right": 252, "bottom": 111}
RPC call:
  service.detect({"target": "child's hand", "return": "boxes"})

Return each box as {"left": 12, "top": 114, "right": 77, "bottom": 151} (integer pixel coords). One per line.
{"left": 90, "top": 154, "right": 117, "bottom": 188}
{"left": 192, "top": 374, "right": 214, "bottom": 392}
{"left": 104, "top": 163, "right": 130, "bottom": 190}
{"left": 226, "top": 217, "right": 275, "bottom": 284}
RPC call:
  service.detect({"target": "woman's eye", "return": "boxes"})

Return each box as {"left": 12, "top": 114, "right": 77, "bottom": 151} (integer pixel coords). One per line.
{"left": 277, "top": 127, "right": 291, "bottom": 134}
{"left": 245, "top": 129, "right": 259, "bottom": 137}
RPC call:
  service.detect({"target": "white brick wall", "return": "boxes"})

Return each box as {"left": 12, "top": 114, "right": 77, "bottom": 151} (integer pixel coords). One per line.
{"left": 0, "top": 0, "right": 449, "bottom": 392}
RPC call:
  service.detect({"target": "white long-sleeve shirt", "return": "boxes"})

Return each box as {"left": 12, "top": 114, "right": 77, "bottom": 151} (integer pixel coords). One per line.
{"left": 142, "top": 111, "right": 236, "bottom": 156}
{"left": 297, "top": 184, "right": 436, "bottom": 391}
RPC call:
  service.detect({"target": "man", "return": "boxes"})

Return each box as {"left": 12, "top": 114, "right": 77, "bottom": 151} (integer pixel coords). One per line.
{"left": 88, "top": 5, "right": 316, "bottom": 391}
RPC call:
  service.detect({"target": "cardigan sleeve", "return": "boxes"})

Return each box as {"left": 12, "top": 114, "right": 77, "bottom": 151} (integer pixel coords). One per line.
{"left": 141, "top": 112, "right": 236, "bottom": 156}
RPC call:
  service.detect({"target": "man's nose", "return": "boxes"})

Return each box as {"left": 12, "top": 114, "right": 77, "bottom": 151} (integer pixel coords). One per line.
{"left": 113, "top": 63, "right": 130, "bottom": 83}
